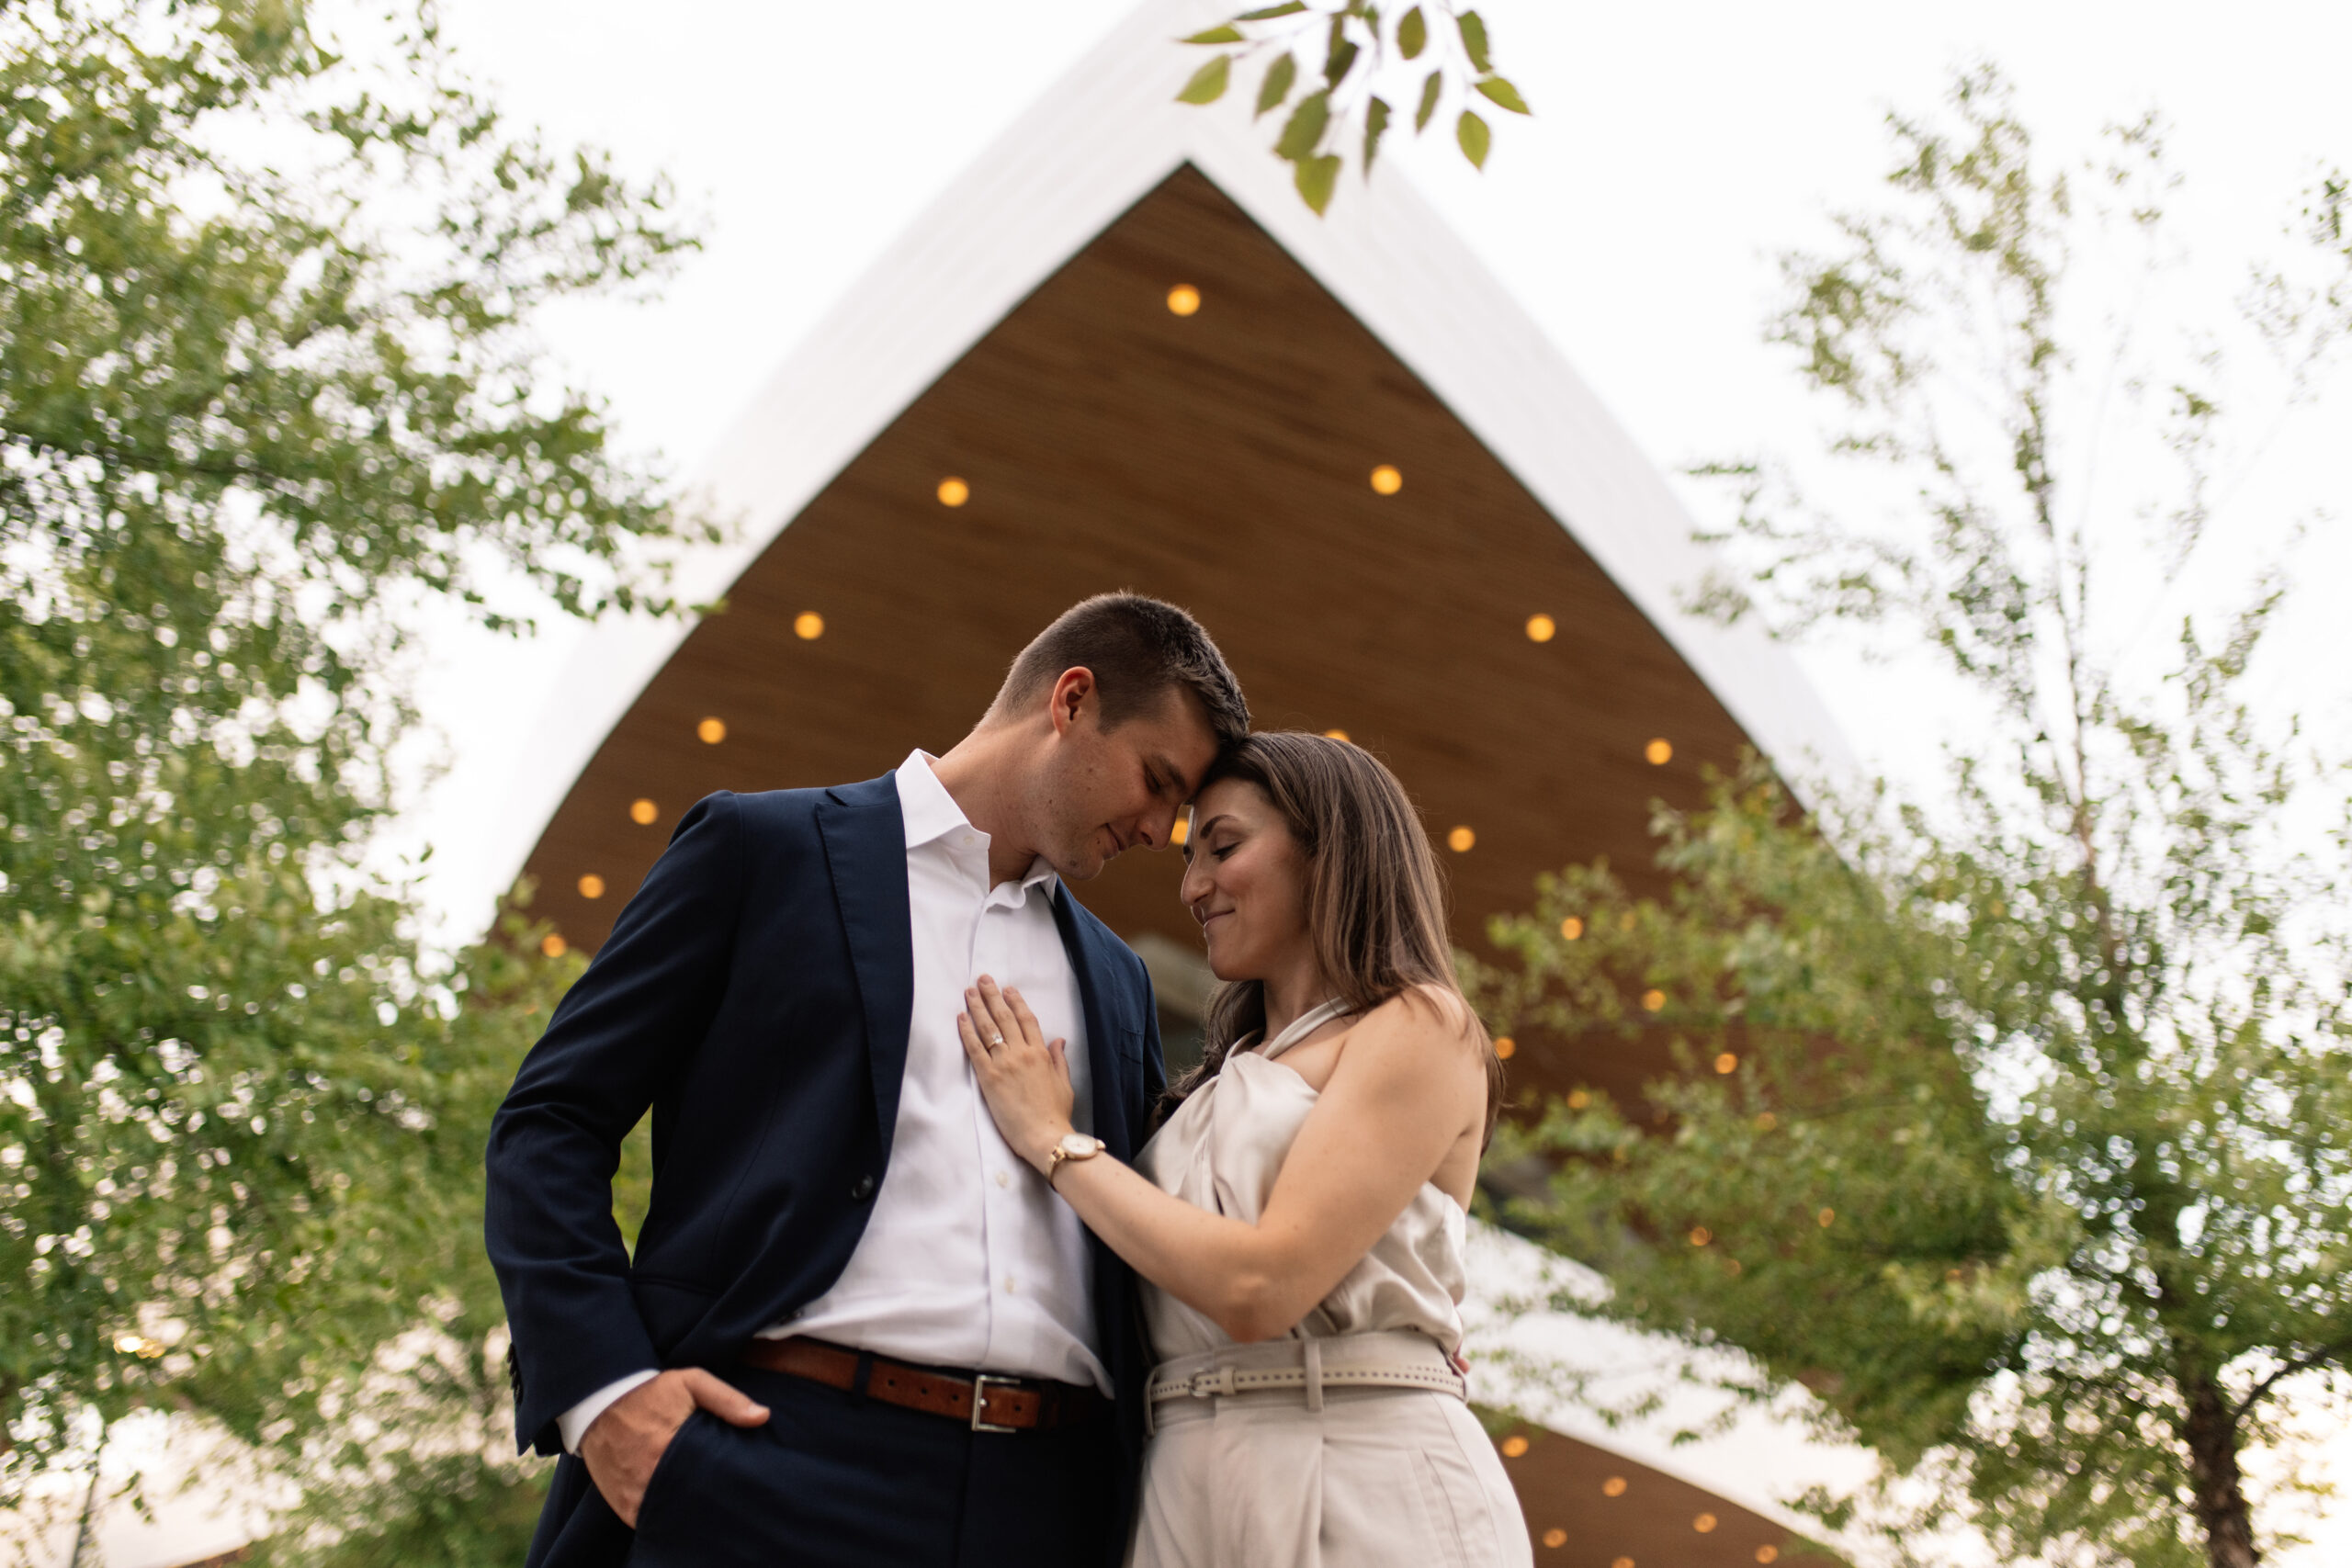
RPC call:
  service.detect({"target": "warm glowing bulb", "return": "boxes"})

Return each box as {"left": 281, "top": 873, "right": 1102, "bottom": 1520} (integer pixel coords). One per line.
{"left": 1499, "top": 1435, "right": 1530, "bottom": 1458}
{"left": 1559, "top": 916, "right": 1584, "bottom": 941}
{"left": 1757, "top": 1550, "right": 1782, "bottom": 1565}
{"left": 937, "top": 477, "right": 970, "bottom": 507}
{"left": 1756, "top": 1111, "right": 1778, "bottom": 1132}
{"left": 1170, "top": 812, "right": 1191, "bottom": 847}
{"left": 1567, "top": 1089, "right": 1590, "bottom": 1111}
{"left": 1645, "top": 738, "right": 1673, "bottom": 765}
{"left": 540, "top": 933, "right": 568, "bottom": 958}
{"left": 1542, "top": 1529, "right": 1568, "bottom": 1550}
{"left": 1818, "top": 1207, "right": 1837, "bottom": 1227}
{"left": 1166, "top": 283, "right": 1201, "bottom": 316}
{"left": 1613, "top": 1560, "right": 1635, "bottom": 1568}
{"left": 1714, "top": 1052, "right": 1738, "bottom": 1074}
{"left": 1324, "top": 728, "right": 1351, "bottom": 742}
{"left": 1689, "top": 1226, "right": 1712, "bottom": 1247}
{"left": 1525, "top": 613, "right": 1555, "bottom": 642}
{"left": 697, "top": 717, "right": 727, "bottom": 745}
{"left": 1446, "top": 826, "right": 1475, "bottom": 852}
{"left": 1694, "top": 1515, "right": 1719, "bottom": 1534}
{"left": 795, "top": 611, "right": 825, "bottom": 640}
{"left": 1494, "top": 1036, "right": 1516, "bottom": 1060}
{"left": 577, "top": 874, "right": 605, "bottom": 899}
{"left": 629, "top": 797, "right": 659, "bottom": 826}
{"left": 1726, "top": 1257, "right": 1744, "bottom": 1275}
{"left": 1641, "top": 987, "right": 1666, "bottom": 1012}
{"left": 1602, "top": 1477, "right": 1629, "bottom": 1498}
{"left": 1369, "top": 463, "right": 1403, "bottom": 495}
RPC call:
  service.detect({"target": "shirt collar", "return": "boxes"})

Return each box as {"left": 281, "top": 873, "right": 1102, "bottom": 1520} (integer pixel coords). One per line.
{"left": 895, "top": 750, "right": 1062, "bottom": 900}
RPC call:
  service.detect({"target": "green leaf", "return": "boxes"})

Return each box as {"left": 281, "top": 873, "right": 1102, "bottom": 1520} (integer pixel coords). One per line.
{"left": 1457, "top": 107, "right": 1491, "bottom": 169}
{"left": 1324, "top": 16, "right": 1360, "bottom": 85}
{"left": 1397, "top": 6, "right": 1427, "bottom": 59}
{"left": 1363, "top": 96, "right": 1392, "bottom": 175}
{"left": 1176, "top": 55, "right": 1233, "bottom": 106}
{"left": 1256, "top": 53, "right": 1299, "bottom": 119}
{"left": 1181, "top": 25, "right": 1245, "bottom": 44}
{"left": 1457, "top": 9, "right": 1493, "bottom": 73}
{"left": 1275, "top": 88, "right": 1332, "bottom": 160}
{"left": 1237, "top": 1, "right": 1309, "bottom": 17}
{"left": 1415, "top": 69, "right": 1442, "bottom": 131}
{"left": 1475, "top": 74, "right": 1532, "bottom": 115}
{"left": 1295, "top": 152, "right": 1342, "bottom": 215}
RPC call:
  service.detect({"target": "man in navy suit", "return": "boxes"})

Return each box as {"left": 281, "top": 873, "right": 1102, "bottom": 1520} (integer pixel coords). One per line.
{"left": 485, "top": 593, "right": 1249, "bottom": 1567}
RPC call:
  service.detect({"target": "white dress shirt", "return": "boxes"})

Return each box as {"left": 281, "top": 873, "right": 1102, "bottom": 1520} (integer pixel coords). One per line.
{"left": 556, "top": 751, "right": 1104, "bottom": 1451}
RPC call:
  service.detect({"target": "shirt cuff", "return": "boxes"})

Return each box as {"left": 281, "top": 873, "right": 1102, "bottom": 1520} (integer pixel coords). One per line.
{"left": 556, "top": 1369, "right": 660, "bottom": 1454}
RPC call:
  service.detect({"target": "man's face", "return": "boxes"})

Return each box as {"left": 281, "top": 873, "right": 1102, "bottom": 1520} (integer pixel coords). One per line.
{"left": 1028, "top": 674, "right": 1221, "bottom": 883}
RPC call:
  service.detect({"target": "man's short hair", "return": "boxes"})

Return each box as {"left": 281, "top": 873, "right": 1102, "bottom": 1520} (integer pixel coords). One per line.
{"left": 991, "top": 593, "right": 1249, "bottom": 748}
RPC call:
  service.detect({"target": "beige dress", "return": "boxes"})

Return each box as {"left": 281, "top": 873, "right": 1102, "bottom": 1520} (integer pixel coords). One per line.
{"left": 1128, "top": 1001, "right": 1532, "bottom": 1568}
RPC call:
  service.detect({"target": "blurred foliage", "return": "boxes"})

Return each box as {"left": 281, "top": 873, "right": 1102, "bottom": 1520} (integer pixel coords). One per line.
{"left": 1175, "top": 2, "right": 1529, "bottom": 213}
{"left": 0, "top": 0, "right": 701, "bottom": 1556}
{"left": 1472, "top": 68, "right": 2352, "bottom": 1568}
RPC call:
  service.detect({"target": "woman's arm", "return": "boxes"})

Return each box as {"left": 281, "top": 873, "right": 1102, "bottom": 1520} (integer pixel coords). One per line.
{"left": 959, "top": 977, "right": 1481, "bottom": 1343}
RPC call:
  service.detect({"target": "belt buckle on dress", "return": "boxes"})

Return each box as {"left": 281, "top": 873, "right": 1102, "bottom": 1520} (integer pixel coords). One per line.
{"left": 970, "top": 1373, "right": 1021, "bottom": 1433}
{"left": 1187, "top": 1365, "right": 1237, "bottom": 1399}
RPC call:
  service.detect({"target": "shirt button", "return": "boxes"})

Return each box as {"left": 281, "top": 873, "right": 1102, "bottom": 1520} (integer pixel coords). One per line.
{"left": 1003, "top": 1275, "right": 1016, "bottom": 1294}
{"left": 850, "top": 1174, "right": 876, "bottom": 1201}
{"left": 994, "top": 1170, "right": 1011, "bottom": 1189}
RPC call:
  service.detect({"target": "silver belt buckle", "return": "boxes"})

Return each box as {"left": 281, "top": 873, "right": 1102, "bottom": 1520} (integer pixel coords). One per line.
{"left": 970, "top": 1372, "right": 1021, "bottom": 1433}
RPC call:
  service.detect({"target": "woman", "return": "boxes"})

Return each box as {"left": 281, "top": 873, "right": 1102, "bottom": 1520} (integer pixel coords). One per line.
{"left": 956, "top": 732, "right": 1532, "bottom": 1567}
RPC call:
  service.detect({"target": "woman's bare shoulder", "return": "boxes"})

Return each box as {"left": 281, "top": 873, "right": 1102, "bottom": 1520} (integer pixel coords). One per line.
{"left": 1348, "top": 985, "right": 1487, "bottom": 1067}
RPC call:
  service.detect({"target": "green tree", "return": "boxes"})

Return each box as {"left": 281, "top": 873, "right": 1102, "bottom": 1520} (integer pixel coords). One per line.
{"left": 1, "top": 0, "right": 698, "bottom": 1556}
{"left": 1175, "top": 1, "right": 1530, "bottom": 212}
{"left": 1474, "top": 70, "right": 2352, "bottom": 1568}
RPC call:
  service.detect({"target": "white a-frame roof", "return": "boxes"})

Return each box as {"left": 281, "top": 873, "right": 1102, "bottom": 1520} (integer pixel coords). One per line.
{"left": 489, "top": 0, "right": 1849, "bottom": 905}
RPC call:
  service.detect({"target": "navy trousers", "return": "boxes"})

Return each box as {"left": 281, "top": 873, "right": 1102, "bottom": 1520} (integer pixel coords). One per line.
{"left": 621, "top": 1364, "right": 1122, "bottom": 1568}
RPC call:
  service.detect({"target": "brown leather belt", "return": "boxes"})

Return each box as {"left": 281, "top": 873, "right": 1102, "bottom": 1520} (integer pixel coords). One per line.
{"left": 741, "top": 1337, "right": 1106, "bottom": 1433}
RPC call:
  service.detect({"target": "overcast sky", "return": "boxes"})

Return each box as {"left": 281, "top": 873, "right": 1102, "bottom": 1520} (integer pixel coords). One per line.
{"left": 107, "top": 4, "right": 2352, "bottom": 1563}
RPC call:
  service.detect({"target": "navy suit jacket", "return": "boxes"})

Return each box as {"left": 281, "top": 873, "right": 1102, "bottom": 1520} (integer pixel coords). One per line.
{"left": 484, "top": 773, "right": 1165, "bottom": 1567}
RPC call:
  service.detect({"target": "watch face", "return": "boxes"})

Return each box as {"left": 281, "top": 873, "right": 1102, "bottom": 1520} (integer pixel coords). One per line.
{"left": 1059, "top": 1133, "right": 1101, "bottom": 1157}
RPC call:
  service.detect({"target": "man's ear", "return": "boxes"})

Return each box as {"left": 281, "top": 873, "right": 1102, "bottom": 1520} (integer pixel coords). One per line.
{"left": 1048, "top": 668, "right": 1097, "bottom": 738}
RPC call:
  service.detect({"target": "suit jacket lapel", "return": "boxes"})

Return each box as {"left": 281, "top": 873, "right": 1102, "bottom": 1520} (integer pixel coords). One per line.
{"left": 816, "top": 774, "right": 915, "bottom": 1156}
{"left": 1051, "top": 888, "right": 1134, "bottom": 1159}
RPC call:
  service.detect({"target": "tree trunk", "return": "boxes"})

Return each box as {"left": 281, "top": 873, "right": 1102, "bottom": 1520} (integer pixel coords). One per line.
{"left": 2180, "top": 1366, "right": 2259, "bottom": 1568}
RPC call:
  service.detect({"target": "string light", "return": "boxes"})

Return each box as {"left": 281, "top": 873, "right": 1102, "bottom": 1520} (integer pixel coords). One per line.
{"left": 937, "top": 477, "right": 970, "bottom": 506}
{"left": 1324, "top": 728, "right": 1350, "bottom": 742}
{"left": 1166, "top": 283, "right": 1201, "bottom": 315}
{"left": 1602, "top": 1477, "right": 1628, "bottom": 1498}
{"left": 577, "top": 874, "right": 605, "bottom": 899}
{"left": 1758, "top": 1547, "right": 1782, "bottom": 1562}
{"left": 1525, "top": 613, "right": 1555, "bottom": 642}
{"left": 1641, "top": 988, "right": 1666, "bottom": 1012}
{"left": 1369, "top": 464, "right": 1403, "bottom": 495}
{"left": 1645, "top": 738, "right": 1673, "bottom": 765}
{"left": 628, "top": 798, "right": 659, "bottom": 826}
{"left": 1714, "top": 1052, "right": 1738, "bottom": 1074}
{"left": 1500, "top": 1435, "right": 1530, "bottom": 1458}
{"left": 1447, "top": 826, "right": 1476, "bottom": 852}
{"left": 1494, "top": 1036, "right": 1516, "bottom": 1060}
{"left": 540, "top": 934, "right": 567, "bottom": 958}
{"left": 1170, "top": 813, "right": 1191, "bottom": 847}
{"left": 697, "top": 717, "right": 727, "bottom": 745}
{"left": 1689, "top": 1226, "right": 1712, "bottom": 1247}
{"left": 1818, "top": 1207, "right": 1837, "bottom": 1227}
{"left": 1567, "top": 1089, "right": 1590, "bottom": 1110}
{"left": 1542, "top": 1529, "right": 1567, "bottom": 1549}
{"left": 794, "top": 612, "right": 825, "bottom": 639}
{"left": 1695, "top": 1514, "right": 1719, "bottom": 1534}
{"left": 1560, "top": 916, "right": 1584, "bottom": 941}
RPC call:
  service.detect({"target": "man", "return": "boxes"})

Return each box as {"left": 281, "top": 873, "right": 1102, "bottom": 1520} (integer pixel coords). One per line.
{"left": 486, "top": 593, "right": 1249, "bottom": 1568}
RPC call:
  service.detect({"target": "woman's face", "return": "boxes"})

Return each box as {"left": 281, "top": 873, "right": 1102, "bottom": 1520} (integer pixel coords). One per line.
{"left": 1179, "top": 778, "right": 1312, "bottom": 982}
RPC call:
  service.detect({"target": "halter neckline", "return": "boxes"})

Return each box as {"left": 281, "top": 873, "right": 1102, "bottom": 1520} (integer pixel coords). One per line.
{"left": 1254, "top": 997, "right": 1356, "bottom": 1062}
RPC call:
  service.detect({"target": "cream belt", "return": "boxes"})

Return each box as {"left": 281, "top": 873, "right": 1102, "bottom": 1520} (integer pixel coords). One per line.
{"left": 1143, "top": 1330, "right": 1464, "bottom": 1433}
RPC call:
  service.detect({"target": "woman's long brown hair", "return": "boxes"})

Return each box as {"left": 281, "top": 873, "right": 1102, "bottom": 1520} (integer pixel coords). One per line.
{"left": 1163, "top": 731, "right": 1504, "bottom": 1143}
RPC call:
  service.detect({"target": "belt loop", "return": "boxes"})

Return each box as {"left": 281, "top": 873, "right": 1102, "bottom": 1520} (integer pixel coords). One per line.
{"left": 1304, "top": 1339, "right": 1324, "bottom": 1413}
{"left": 852, "top": 1349, "right": 874, "bottom": 1401}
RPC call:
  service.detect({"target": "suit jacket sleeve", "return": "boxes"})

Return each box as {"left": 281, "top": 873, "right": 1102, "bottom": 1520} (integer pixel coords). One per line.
{"left": 484, "top": 791, "right": 745, "bottom": 1454}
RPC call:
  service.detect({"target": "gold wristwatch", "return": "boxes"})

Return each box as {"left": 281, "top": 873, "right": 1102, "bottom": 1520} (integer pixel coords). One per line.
{"left": 1045, "top": 1131, "right": 1105, "bottom": 1185}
